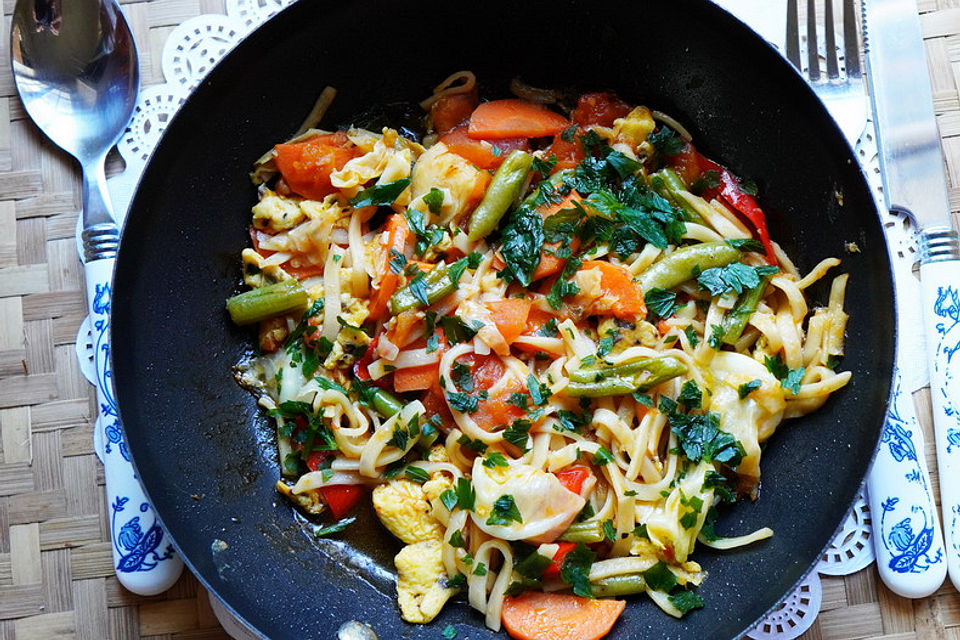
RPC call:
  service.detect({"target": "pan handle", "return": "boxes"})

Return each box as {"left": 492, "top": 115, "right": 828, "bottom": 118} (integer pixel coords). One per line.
{"left": 85, "top": 257, "right": 184, "bottom": 595}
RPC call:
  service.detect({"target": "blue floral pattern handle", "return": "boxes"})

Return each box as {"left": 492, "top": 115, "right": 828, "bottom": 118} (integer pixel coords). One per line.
{"left": 866, "top": 367, "right": 946, "bottom": 596}
{"left": 86, "top": 258, "right": 184, "bottom": 595}
{"left": 919, "top": 262, "right": 960, "bottom": 591}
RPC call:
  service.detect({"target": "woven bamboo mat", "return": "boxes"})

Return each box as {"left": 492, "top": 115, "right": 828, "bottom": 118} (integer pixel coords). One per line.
{"left": 0, "top": 0, "right": 959, "bottom": 638}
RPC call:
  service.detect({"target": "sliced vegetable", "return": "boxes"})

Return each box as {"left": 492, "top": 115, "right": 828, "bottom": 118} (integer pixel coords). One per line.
{"left": 501, "top": 591, "right": 625, "bottom": 640}
{"left": 590, "top": 575, "right": 647, "bottom": 597}
{"left": 567, "top": 356, "right": 688, "bottom": 397}
{"left": 319, "top": 484, "right": 366, "bottom": 520}
{"left": 650, "top": 168, "right": 706, "bottom": 224}
{"left": 394, "top": 362, "right": 440, "bottom": 393}
{"left": 274, "top": 132, "right": 359, "bottom": 201}
{"left": 431, "top": 88, "right": 479, "bottom": 134}
{"left": 578, "top": 260, "right": 646, "bottom": 319}
{"left": 555, "top": 466, "right": 591, "bottom": 495}
{"left": 571, "top": 92, "right": 632, "bottom": 128}
{"left": 389, "top": 263, "right": 456, "bottom": 314}
{"left": 469, "top": 99, "right": 570, "bottom": 140}
{"left": 467, "top": 150, "right": 535, "bottom": 241}
{"left": 370, "top": 214, "right": 411, "bottom": 321}
{"left": 440, "top": 125, "right": 530, "bottom": 171}
{"left": 637, "top": 241, "right": 741, "bottom": 292}
{"left": 559, "top": 520, "right": 606, "bottom": 544}
{"left": 371, "top": 388, "right": 404, "bottom": 418}
{"left": 721, "top": 276, "right": 770, "bottom": 345}
{"left": 485, "top": 299, "right": 532, "bottom": 344}
{"left": 226, "top": 280, "right": 308, "bottom": 326}
{"left": 697, "top": 155, "right": 776, "bottom": 263}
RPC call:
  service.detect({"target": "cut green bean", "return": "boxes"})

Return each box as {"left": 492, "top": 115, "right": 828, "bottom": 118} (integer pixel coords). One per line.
{"left": 567, "top": 356, "right": 688, "bottom": 397}
{"left": 389, "top": 263, "right": 455, "bottom": 314}
{"left": 559, "top": 520, "right": 605, "bottom": 544}
{"left": 372, "top": 388, "right": 404, "bottom": 418}
{"left": 226, "top": 279, "right": 308, "bottom": 326}
{"left": 467, "top": 150, "right": 534, "bottom": 241}
{"left": 638, "top": 241, "right": 741, "bottom": 292}
{"left": 651, "top": 168, "right": 706, "bottom": 225}
{"left": 591, "top": 574, "right": 648, "bottom": 597}
{"left": 721, "top": 276, "right": 770, "bottom": 345}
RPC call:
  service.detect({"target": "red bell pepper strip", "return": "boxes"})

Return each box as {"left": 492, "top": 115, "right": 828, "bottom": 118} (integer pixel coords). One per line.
{"left": 697, "top": 155, "right": 776, "bottom": 264}
{"left": 319, "top": 485, "right": 366, "bottom": 520}
{"left": 542, "top": 541, "right": 578, "bottom": 579}
{"left": 555, "top": 466, "right": 592, "bottom": 495}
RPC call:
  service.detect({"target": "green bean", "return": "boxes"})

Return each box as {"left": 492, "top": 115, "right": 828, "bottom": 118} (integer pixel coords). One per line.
{"left": 638, "top": 241, "right": 741, "bottom": 292}
{"left": 467, "top": 150, "right": 534, "bottom": 241}
{"left": 569, "top": 355, "right": 687, "bottom": 384}
{"left": 721, "top": 276, "right": 770, "bottom": 345}
{"left": 389, "top": 263, "right": 455, "bottom": 314}
{"left": 567, "top": 356, "right": 688, "bottom": 397}
{"left": 591, "top": 574, "right": 648, "bottom": 597}
{"left": 372, "top": 388, "right": 404, "bottom": 418}
{"left": 226, "top": 279, "right": 308, "bottom": 325}
{"left": 651, "top": 168, "right": 706, "bottom": 225}
{"left": 559, "top": 520, "right": 606, "bottom": 544}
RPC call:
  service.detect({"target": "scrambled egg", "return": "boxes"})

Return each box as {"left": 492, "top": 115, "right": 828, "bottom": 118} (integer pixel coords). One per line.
{"left": 613, "top": 106, "right": 656, "bottom": 150}
{"left": 241, "top": 248, "right": 292, "bottom": 289}
{"left": 252, "top": 191, "right": 305, "bottom": 231}
{"left": 372, "top": 479, "right": 444, "bottom": 544}
{"left": 394, "top": 539, "right": 456, "bottom": 623}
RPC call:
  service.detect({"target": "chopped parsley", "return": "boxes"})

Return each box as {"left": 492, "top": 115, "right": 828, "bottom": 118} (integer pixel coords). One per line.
{"left": 440, "top": 477, "right": 476, "bottom": 512}
{"left": 482, "top": 452, "right": 509, "bottom": 468}
{"left": 592, "top": 446, "right": 614, "bottom": 466}
{"left": 405, "top": 466, "right": 429, "bottom": 484}
{"left": 678, "top": 380, "right": 702, "bottom": 411}
{"left": 349, "top": 178, "right": 410, "bottom": 207}
{"left": 697, "top": 262, "right": 779, "bottom": 297}
{"left": 645, "top": 287, "right": 679, "bottom": 320}
{"left": 560, "top": 543, "right": 595, "bottom": 598}
{"left": 643, "top": 561, "right": 678, "bottom": 592}
{"left": 738, "top": 379, "right": 763, "bottom": 399}
{"left": 423, "top": 187, "right": 444, "bottom": 215}
{"left": 527, "top": 374, "right": 551, "bottom": 405}
{"left": 669, "top": 410, "right": 745, "bottom": 466}
{"left": 503, "top": 419, "right": 532, "bottom": 451}
{"left": 487, "top": 495, "right": 523, "bottom": 526}
{"left": 446, "top": 390, "right": 479, "bottom": 414}
{"left": 764, "top": 354, "right": 805, "bottom": 394}
{"left": 669, "top": 590, "right": 706, "bottom": 615}
{"left": 499, "top": 204, "right": 544, "bottom": 286}
{"left": 313, "top": 516, "right": 356, "bottom": 538}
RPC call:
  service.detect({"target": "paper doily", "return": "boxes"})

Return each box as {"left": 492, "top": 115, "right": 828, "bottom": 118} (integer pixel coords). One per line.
{"left": 92, "top": 2, "right": 883, "bottom": 639}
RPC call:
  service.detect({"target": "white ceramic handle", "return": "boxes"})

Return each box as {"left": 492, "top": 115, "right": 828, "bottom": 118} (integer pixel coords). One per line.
{"left": 866, "top": 366, "right": 946, "bottom": 597}
{"left": 919, "top": 259, "right": 960, "bottom": 591}
{"left": 85, "top": 257, "right": 184, "bottom": 595}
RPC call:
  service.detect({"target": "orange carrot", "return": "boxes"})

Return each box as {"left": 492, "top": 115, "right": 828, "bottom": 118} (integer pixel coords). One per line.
{"left": 469, "top": 99, "right": 570, "bottom": 140}
{"left": 532, "top": 192, "right": 583, "bottom": 281}
{"left": 431, "top": 88, "right": 479, "bottom": 134}
{"left": 440, "top": 125, "right": 530, "bottom": 171}
{"left": 393, "top": 363, "right": 440, "bottom": 393}
{"left": 386, "top": 310, "right": 421, "bottom": 348}
{"left": 369, "top": 214, "right": 409, "bottom": 321}
{"left": 578, "top": 260, "right": 646, "bottom": 319}
{"left": 501, "top": 591, "right": 626, "bottom": 640}
{"left": 485, "top": 299, "right": 532, "bottom": 344}
{"left": 274, "top": 132, "right": 360, "bottom": 201}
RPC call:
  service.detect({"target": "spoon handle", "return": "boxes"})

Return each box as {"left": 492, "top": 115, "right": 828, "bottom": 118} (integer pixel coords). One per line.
{"left": 85, "top": 251, "right": 184, "bottom": 595}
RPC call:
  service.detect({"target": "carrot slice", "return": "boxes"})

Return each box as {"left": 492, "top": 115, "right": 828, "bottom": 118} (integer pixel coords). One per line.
{"left": 469, "top": 100, "right": 570, "bottom": 140}
{"left": 501, "top": 591, "right": 626, "bottom": 640}
{"left": 369, "top": 214, "right": 409, "bottom": 321}
{"left": 485, "top": 299, "right": 532, "bottom": 344}
{"left": 533, "top": 192, "right": 583, "bottom": 281}
{"left": 578, "top": 260, "right": 646, "bottom": 319}
{"left": 440, "top": 125, "right": 530, "bottom": 170}
{"left": 274, "top": 132, "right": 360, "bottom": 201}
{"left": 431, "top": 88, "right": 479, "bottom": 134}
{"left": 394, "top": 363, "right": 439, "bottom": 393}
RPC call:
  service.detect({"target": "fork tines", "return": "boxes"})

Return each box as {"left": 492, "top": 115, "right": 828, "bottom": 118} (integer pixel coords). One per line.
{"left": 786, "top": 0, "right": 862, "bottom": 82}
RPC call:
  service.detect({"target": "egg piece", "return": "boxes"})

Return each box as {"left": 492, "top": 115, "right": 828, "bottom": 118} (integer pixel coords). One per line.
{"left": 612, "top": 106, "right": 656, "bottom": 150}
{"left": 394, "top": 539, "right": 456, "bottom": 623}
{"left": 707, "top": 351, "right": 786, "bottom": 488}
{"left": 470, "top": 457, "right": 584, "bottom": 543}
{"left": 251, "top": 191, "right": 305, "bottom": 231}
{"left": 372, "top": 479, "right": 444, "bottom": 544}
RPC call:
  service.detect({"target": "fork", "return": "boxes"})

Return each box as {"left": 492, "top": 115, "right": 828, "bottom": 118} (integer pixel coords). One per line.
{"left": 786, "top": 0, "right": 947, "bottom": 598}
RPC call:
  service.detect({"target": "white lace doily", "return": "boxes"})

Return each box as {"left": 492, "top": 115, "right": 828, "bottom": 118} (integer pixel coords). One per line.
{"left": 90, "top": 1, "right": 883, "bottom": 638}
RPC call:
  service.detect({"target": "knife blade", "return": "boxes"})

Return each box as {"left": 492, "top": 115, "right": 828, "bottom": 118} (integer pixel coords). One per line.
{"left": 864, "top": 0, "right": 960, "bottom": 591}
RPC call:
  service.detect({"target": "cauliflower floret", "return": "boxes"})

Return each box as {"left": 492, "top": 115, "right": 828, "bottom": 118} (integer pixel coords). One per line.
{"left": 252, "top": 191, "right": 305, "bottom": 232}
{"left": 373, "top": 479, "right": 444, "bottom": 544}
{"left": 613, "top": 106, "right": 656, "bottom": 150}
{"left": 395, "top": 539, "right": 456, "bottom": 623}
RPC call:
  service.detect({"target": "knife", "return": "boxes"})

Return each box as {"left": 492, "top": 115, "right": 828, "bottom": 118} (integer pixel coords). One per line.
{"left": 864, "top": 0, "right": 960, "bottom": 591}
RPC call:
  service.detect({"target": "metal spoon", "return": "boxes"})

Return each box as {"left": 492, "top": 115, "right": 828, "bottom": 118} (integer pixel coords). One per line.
{"left": 11, "top": 0, "right": 183, "bottom": 595}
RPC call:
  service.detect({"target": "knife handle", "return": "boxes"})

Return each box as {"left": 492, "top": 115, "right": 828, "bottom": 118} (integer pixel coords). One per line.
{"left": 866, "top": 366, "right": 946, "bottom": 597}
{"left": 918, "top": 259, "right": 960, "bottom": 591}
{"left": 85, "top": 257, "right": 184, "bottom": 595}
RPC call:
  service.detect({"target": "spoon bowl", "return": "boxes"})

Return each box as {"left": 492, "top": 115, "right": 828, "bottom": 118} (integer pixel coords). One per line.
{"left": 11, "top": 0, "right": 139, "bottom": 167}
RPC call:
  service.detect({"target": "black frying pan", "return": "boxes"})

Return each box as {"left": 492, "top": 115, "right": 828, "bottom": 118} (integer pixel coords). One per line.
{"left": 111, "top": 1, "right": 895, "bottom": 638}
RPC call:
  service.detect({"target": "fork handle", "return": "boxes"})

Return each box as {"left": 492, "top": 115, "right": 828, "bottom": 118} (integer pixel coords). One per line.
{"left": 919, "top": 258, "right": 960, "bottom": 591}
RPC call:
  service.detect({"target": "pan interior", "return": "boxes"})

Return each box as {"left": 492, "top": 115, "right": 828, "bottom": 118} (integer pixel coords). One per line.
{"left": 111, "top": 1, "right": 894, "bottom": 638}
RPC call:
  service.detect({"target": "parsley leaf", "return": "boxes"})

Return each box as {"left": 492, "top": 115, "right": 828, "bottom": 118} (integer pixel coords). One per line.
{"left": 649, "top": 127, "right": 684, "bottom": 157}
{"left": 645, "top": 288, "right": 678, "bottom": 319}
{"left": 446, "top": 391, "right": 479, "bottom": 414}
{"left": 440, "top": 316, "right": 481, "bottom": 344}
{"left": 697, "top": 262, "right": 765, "bottom": 297}
{"left": 669, "top": 411, "right": 746, "bottom": 466}
{"left": 388, "top": 249, "right": 406, "bottom": 274}
{"left": 423, "top": 188, "right": 444, "bottom": 215}
{"left": 487, "top": 495, "right": 523, "bottom": 526}
{"left": 483, "top": 452, "right": 509, "bottom": 468}
{"left": 314, "top": 517, "right": 356, "bottom": 538}
{"left": 515, "top": 550, "right": 553, "bottom": 579}
{"left": 592, "top": 446, "right": 614, "bottom": 466}
{"left": 678, "top": 380, "right": 702, "bottom": 411}
{"left": 503, "top": 419, "right": 532, "bottom": 451}
{"left": 669, "top": 590, "right": 705, "bottom": 614}
{"left": 683, "top": 325, "right": 700, "bottom": 348}
{"left": 451, "top": 361, "right": 473, "bottom": 392}
{"left": 500, "top": 205, "right": 544, "bottom": 287}
{"left": 442, "top": 625, "right": 458, "bottom": 640}
{"left": 440, "top": 477, "right": 476, "bottom": 512}
{"left": 643, "top": 561, "right": 678, "bottom": 592}
{"left": 536, "top": 317, "right": 559, "bottom": 337}
{"left": 407, "top": 272, "right": 430, "bottom": 307}
{"left": 527, "top": 374, "right": 551, "bottom": 405}
{"left": 349, "top": 178, "right": 411, "bottom": 207}
{"left": 405, "top": 466, "right": 429, "bottom": 483}
{"left": 560, "top": 543, "right": 596, "bottom": 598}
{"left": 602, "top": 519, "right": 617, "bottom": 541}
{"left": 738, "top": 379, "right": 762, "bottom": 399}
{"left": 764, "top": 354, "right": 805, "bottom": 394}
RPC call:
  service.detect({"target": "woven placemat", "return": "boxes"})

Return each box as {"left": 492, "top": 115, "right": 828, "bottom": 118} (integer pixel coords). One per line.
{"left": 1, "top": 1, "right": 959, "bottom": 638}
